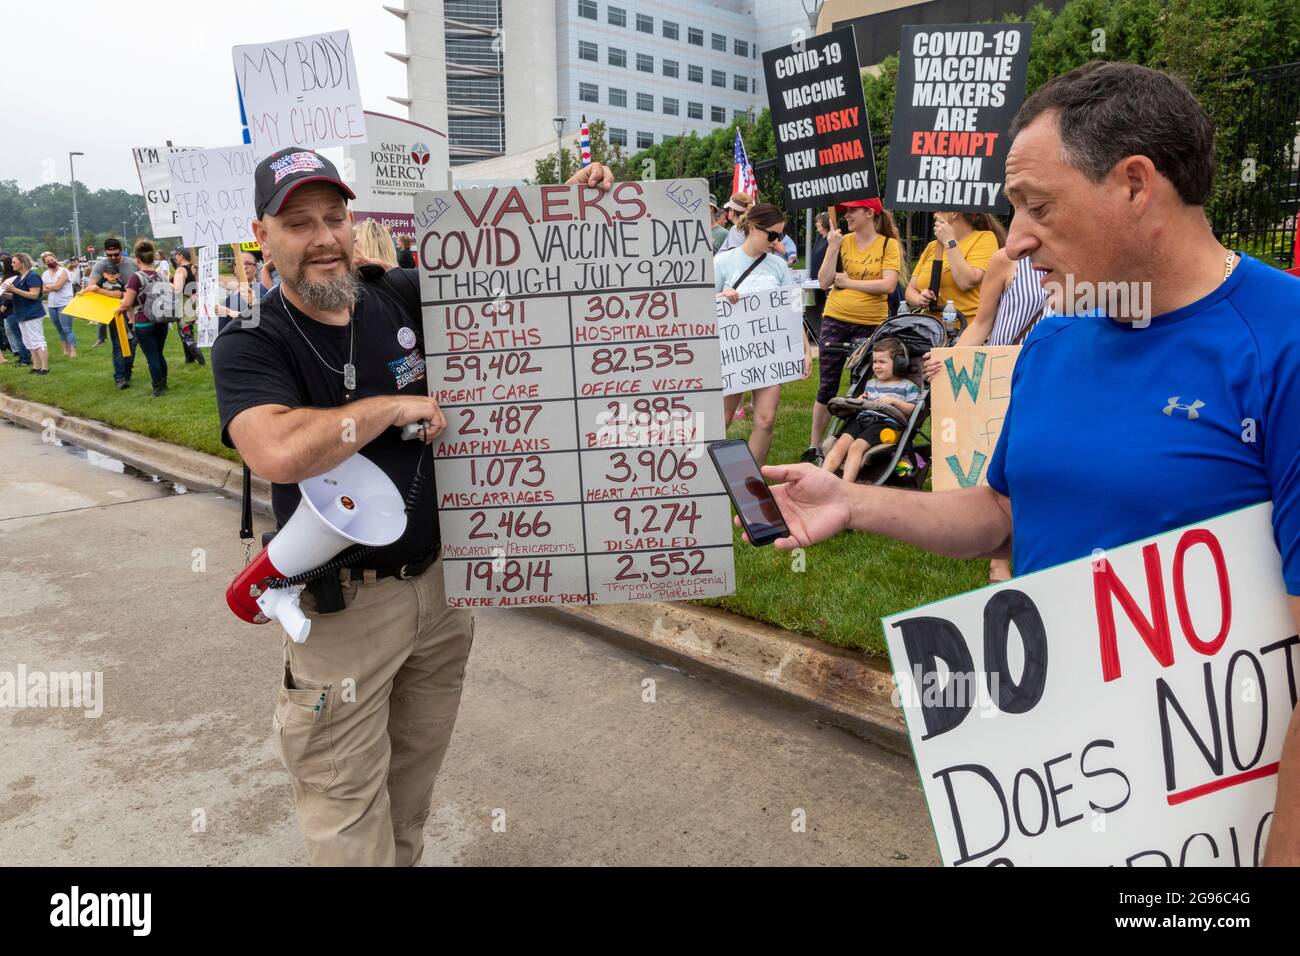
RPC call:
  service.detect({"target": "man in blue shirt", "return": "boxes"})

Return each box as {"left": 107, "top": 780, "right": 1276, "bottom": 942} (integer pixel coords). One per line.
{"left": 750, "top": 61, "right": 1300, "bottom": 864}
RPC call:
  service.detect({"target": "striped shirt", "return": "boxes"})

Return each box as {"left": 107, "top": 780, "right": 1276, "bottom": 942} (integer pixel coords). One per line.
{"left": 989, "top": 255, "right": 1046, "bottom": 346}
{"left": 863, "top": 377, "right": 921, "bottom": 404}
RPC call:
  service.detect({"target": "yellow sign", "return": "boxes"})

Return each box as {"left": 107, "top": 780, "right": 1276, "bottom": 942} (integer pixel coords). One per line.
{"left": 239, "top": 241, "right": 260, "bottom": 252}
{"left": 63, "top": 290, "right": 121, "bottom": 325}
{"left": 64, "top": 291, "right": 132, "bottom": 356}
{"left": 929, "top": 346, "right": 1019, "bottom": 491}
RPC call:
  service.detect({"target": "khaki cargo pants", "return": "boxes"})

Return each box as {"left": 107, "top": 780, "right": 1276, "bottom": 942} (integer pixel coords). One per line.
{"left": 273, "top": 560, "right": 474, "bottom": 866}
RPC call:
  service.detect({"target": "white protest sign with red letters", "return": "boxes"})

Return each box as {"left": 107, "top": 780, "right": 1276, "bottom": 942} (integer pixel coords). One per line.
{"left": 883, "top": 502, "right": 1297, "bottom": 866}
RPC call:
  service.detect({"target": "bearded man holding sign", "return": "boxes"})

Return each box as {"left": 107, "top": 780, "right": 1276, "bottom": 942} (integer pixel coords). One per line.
{"left": 212, "top": 146, "right": 616, "bottom": 866}
{"left": 746, "top": 61, "right": 1300, "bottom": 864}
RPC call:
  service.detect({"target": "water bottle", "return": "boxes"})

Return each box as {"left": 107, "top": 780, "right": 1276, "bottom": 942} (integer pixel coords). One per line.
{"left": 942, "top": 299, "right": 958, "bottom": 332}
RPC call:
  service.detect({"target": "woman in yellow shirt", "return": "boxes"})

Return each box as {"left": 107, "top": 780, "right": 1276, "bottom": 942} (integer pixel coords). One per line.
{"left": 805, "top": 197, "right": 905, "bottom": 464}
{"left": 905, "top": 211, "right": 1005, "bottom": 320}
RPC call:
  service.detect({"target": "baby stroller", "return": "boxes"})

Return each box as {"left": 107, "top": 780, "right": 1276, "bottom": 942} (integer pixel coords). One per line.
{"left": 819, "top": 310, "right": 961, "bottom": 488}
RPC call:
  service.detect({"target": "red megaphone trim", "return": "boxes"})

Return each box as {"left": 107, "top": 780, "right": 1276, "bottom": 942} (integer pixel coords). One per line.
{"left": 226, "top": 548, "right": 282, "bottom": 624}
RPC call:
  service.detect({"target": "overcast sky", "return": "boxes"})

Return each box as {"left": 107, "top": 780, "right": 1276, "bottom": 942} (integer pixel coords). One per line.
{"left": 3, "top": 0, "right": 407, "bottom": 193}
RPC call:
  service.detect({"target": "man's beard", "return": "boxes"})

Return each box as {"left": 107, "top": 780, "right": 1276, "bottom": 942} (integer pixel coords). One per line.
{"left": 282, "top": 246, "right": 359, "bottom": 312}
{"left": 298, "top": 270, "right": 360, "bottom": 312}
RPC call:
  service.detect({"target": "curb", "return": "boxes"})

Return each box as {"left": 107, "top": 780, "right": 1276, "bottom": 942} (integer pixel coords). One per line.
{"left": 0, "top": 393, "right": 272, "bottom": 514}
{"left": 0, "top": 392, "right": 906, "bottom": 744}
{"left": 540, "top": 602, "right": 906, "bottom": 747}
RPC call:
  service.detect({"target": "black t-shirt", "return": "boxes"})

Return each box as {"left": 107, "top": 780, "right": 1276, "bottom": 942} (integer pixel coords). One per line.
{"left": 396, "top": 247, "right": 415, "bottom": 269}
{"left": 212, "top": 267, "right": 437, "bottom": 567}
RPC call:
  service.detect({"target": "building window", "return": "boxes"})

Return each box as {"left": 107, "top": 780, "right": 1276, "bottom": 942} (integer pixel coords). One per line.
{"left": 609, "top": 87, "right": 627, "bottom": 107}
{"left": 734, "top": 39, "right": 749, "bottom": 58}
{"left": 733, "top": 74, "right": 747, "bottom": 92}
{"left": 637, "top": 92, "right": 653, "bottom": 111}
{"left": 578, "top": 40, "right": 598, "bottom": 62}
{"left": 636, "top": 53, "right": 653, "bottom": 73}
{"left": 579, "top": 82, "right": 599, "bottom": 103}
{"left": 733, "top": 108, "right": 747, "bottom": 122}
{"left": 662, "top": 59, "right": 679, "bottom": 78}
{"left": 609, "top": 127, "right": 627, "bottom": 146}
{"left": 578, "top": 0, "right": 596, "bottom": 21}
{"left": 637, "top": 131, "right": 654, "bottom": 149}
{"left": 711, "top": 32, "right": 726, "bottom": 52}
{"left": 445, "top": 35, "right": 501, "bottom": 70}
{"left": 711, "top": 69, "right": 726, "bottom": 88}
{"left": 607, "top": 5, "right": 625, "bottom": 26}
{"left": 688, "top": 27, "right": 703, "bottom": 46}
{"left": 448, "top": 76, "right": 503, "bottom": 111}
{"left": 687, "top": 101, "right": 703, "bottom": 120}
{"left": 688, "top": 64, "right": 703, "bottom": 83}
{"left": 662, "top": 20, "right": 679, "bottom": 40}
{"left": 636, "top": 13, "right": 653, "bottom": 33}
{"left": 711, "top": 105, "right": 725, "bottom": 123}
{"left": 663, "top": 97, "right": 679, "bottom": 116}
{"left": 608, "top": 47, "right": 626, "bottom": 67}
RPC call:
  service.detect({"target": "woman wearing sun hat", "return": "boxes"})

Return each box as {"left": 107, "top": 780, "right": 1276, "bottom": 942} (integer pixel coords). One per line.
{"left": 716, "top": 193, "right": 755, "bottom": 252}
{"left": 802, "top": 197, "right": 907, "bottom": 464}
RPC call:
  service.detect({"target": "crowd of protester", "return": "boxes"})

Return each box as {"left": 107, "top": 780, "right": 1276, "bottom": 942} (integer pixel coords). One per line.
{"left": 710, "top": 185, "right": 1047, "bottom": 583}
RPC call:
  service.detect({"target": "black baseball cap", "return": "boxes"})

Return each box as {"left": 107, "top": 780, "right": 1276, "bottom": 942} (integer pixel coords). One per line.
{"left": 254, "top": 147, "right": 355, "bottom": 219}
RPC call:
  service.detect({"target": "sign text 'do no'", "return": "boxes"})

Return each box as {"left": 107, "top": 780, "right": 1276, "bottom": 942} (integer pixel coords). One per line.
{"left": 883, "top": 503, "right": 1296, "bottom": 866}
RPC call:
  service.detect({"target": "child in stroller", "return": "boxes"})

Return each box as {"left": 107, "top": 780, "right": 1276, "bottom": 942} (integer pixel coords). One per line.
{"left": 821, "top": 337, "right": 919, "bottom": 482}
{"left": 818, "top": 312, "right": 953, "bottom": 487}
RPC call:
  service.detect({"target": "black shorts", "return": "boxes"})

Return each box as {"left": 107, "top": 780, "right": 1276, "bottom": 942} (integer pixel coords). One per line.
{"left": 841, "top": 412, "right": 900, "bottom": 446}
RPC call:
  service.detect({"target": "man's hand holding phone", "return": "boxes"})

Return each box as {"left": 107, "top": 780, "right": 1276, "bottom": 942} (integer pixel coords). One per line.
{"left": 732, "top": 463, "right": 852, "bottom": 549}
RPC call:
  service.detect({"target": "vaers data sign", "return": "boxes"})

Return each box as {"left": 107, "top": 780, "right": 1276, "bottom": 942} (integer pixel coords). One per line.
{"left": 883, "top": 503, "right": 1296, "bottom": 866}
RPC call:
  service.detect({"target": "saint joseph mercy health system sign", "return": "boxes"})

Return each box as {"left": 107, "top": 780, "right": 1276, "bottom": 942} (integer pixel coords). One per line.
{"left": 342, "top": 111, "right": 447, "bottom": 241}
{"left": 884, "top": 503, "right": 1297, "bottom": 866}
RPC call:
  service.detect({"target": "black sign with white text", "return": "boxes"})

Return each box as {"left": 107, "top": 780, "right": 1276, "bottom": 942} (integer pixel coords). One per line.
{"left": 762, "top": 27, "right": 879, "bottom": 211}
{"left": 886, "top": 23, "right": 1031, "bottom": 214}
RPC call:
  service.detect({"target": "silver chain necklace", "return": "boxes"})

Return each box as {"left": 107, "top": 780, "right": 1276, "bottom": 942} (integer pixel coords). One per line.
{"left": 278, "top": 286, "right": 356, "bottom": 392}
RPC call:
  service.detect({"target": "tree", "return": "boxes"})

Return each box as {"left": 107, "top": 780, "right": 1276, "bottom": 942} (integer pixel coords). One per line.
{"left": 0, "top": 178, "right": 151, "bottom": 253}
{"left": 530, "top": 119, "right": 631, "bottom": 184}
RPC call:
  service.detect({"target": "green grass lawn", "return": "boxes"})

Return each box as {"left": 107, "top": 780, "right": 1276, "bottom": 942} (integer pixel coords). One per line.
{"left": 1, "top": 315, "right": 985, "bottom": 656}
{"left": 0, "top": 316, "right": 236, "bottom": 462}
{"left": 699, "top": 372, "right": 989, "bottom": 655}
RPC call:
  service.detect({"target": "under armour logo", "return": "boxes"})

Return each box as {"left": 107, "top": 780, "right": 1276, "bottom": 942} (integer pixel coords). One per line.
{"left": 1163, "top": 396, "right": 1205, "bottom": 420}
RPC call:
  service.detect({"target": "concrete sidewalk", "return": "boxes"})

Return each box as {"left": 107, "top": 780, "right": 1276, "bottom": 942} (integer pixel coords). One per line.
{"left": 0, "top": 420, "right": 937, "bottom": 865}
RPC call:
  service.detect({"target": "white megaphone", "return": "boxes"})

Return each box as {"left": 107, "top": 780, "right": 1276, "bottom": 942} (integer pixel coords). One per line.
{"left": 226, "top": 453, "right": 407, "bottom": 643}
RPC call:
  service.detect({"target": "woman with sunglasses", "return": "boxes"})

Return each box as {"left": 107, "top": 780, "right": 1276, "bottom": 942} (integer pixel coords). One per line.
{"left": 714, "top": 202, "right": 812, "bottom": 467}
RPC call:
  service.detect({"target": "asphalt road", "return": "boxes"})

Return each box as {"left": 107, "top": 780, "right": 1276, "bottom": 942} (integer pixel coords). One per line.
{"left": 0, "top": 418, "right": 937, "bottom": 866}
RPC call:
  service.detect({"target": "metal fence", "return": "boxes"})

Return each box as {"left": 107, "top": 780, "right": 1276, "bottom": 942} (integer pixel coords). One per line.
{"left": 1204, "top": 61, "right": 1300, "bottom": 270}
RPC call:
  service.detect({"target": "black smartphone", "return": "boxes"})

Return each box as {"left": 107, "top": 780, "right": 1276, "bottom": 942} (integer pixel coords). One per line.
{"left": 708, "top": 439, "right": 790, "bottom": 546}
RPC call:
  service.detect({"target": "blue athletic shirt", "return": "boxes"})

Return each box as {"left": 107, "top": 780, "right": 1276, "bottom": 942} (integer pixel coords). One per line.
{"left": 986, "top": 253, "right": 1300, "bottom": 593}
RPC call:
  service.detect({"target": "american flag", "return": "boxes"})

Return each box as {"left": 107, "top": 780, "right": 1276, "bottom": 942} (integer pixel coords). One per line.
{"left": 732, "top": 129, "right": 757, "bottom": 198}
{"left": 580, "top": 115, "right": 591, "bottom": 168}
